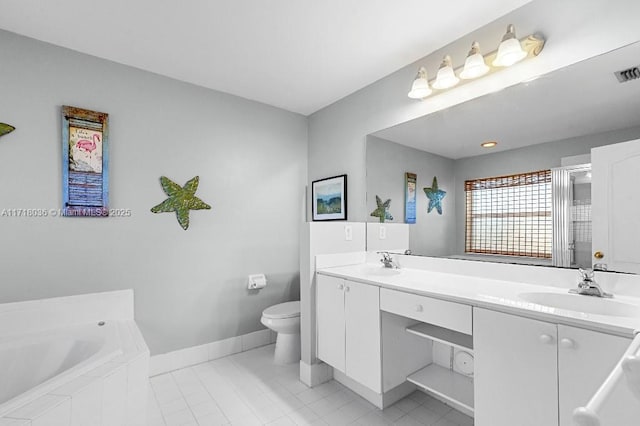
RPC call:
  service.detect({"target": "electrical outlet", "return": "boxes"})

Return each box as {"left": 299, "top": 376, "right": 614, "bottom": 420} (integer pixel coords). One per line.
{"left": 344, "top": 225, "right": 353, "bottom": 241}
{"left": 379, "top": 225, "right": 386, "bottom": 240}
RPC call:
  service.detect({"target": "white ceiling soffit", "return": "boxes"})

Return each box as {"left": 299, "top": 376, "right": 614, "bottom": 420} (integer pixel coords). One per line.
{"left": 373, "top": 41, "right": 640, "bottom": 159}
{"left": 0, "top": 0, "right": 532, "bottom": 115}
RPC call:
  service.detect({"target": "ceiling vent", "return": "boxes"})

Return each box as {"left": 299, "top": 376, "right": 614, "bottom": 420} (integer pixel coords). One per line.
{"left": 614, "top": 66, "right": 640, "bottom": 83}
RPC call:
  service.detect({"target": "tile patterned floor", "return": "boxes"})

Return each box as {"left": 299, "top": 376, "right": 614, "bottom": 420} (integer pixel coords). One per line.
{"left": 148, "top": 344, "right": 474, "bottom": 426}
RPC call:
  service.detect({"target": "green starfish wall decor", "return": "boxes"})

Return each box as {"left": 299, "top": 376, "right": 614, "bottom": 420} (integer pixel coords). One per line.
{"left": 151, "top": 176, "right": 211, "bottom": 230}
{"left": 0, "top": 123, "right": 15, "bottom": 138}
{"left": 424, "top": 176, "right": 446, "bottom": 215}
{"left": 370, "top": 195, "right": 393, "bottom": 223}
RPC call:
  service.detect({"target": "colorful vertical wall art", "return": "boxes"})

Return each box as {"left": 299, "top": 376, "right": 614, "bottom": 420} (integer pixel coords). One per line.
{"left": 405, "top": 172, "right": 417, "bottom": 224}
{"left": 62, "top": 106, "right": 109, "bottom": 217}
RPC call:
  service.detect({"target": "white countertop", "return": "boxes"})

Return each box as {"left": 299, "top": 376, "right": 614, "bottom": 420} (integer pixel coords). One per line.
{"left": 317, "top": 263, "right": 640, "bottom": 337}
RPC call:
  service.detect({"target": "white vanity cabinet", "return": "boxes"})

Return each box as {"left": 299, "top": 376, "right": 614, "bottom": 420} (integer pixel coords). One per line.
{"left": 557, "top": 324, "right": 631, "bottom": 426}
{"left": 474, "top": 308, "right": 631, "bottom": 426}
{"left": 474, "top": 308, "right": 558, "bottom": 426}
{"left": 316, "top": 274, "right": 381, "bottom": 393}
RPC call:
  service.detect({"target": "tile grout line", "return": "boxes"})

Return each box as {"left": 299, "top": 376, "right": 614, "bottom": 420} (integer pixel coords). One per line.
{"left": 185, "top": 364, "right": 232, "bottom": 425}
{"left": 148, "top": 378, "right": 169, "bottom": 426}
{"left": 227, "top": 351, "right": 296, "bottom": 424}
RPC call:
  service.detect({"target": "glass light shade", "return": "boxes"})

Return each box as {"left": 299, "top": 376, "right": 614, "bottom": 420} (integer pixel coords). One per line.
{"left": 432, "top": 55, "right": 459, "bottom": 90}
{"left": 481, "top": 141, "right": 497, "bottom": 148}
{"left": 493, "top": 24, "right": 527, "bottom": 67}
{"left": 408, "top": 67, "right": 432, "bottom": 99}
{"left": 460, "top": 42, "right": 489, "bottom": 80}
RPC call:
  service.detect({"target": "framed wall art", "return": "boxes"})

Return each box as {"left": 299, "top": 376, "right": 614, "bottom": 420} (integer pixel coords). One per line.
{"left": 62, "top": 106, "right": 109, "bottom": 217}
{"left": 312, "top": 174, "right": 347, "bottom": 221}
{"left": 405, "top": 172, "right": 417, "bottom": 224}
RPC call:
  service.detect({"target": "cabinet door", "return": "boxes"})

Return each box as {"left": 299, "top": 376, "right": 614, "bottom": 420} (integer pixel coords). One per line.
{"left": 557, "top": 325, "right": 631, "bottom": 426}
{"left": 592, "top": 138, "right": 640, "bottom": 273}
{"left": 474, "top": 308, "right": 558, "bottom": 426}
{"left": 316, "top": 274, "right": 345, "bottom": 372}
{"left": 345, "top": 280, "right": 381, "bottom": 393}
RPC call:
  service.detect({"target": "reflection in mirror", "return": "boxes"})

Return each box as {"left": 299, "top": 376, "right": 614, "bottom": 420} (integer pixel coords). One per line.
{"left": 366, "top": 41, "right": 640, "bottom": 269}
{"left": 552, "top": 163, "right": 592, "bottom": 269}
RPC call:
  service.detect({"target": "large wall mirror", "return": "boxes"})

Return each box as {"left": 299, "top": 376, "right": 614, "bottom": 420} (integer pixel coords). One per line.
{"left": 366, "top": 41, "right": 640, "bottom": 272}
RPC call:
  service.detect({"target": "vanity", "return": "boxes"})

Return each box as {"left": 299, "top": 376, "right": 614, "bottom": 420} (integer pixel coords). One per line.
{"left": 315, "top": 260, "right": 640, "bottom": 426}
{"left": 302, "top": 41, "right": 640, "bottom": 426}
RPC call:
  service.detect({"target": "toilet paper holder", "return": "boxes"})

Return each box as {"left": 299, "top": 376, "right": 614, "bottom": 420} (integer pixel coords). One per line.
{"left": 248, "top": 274, "right": 267, "bottom": 290}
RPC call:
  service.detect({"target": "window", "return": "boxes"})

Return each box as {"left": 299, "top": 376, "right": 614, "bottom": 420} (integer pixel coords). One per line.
{"left": 465, "top": 170, "right": 552, "bottom": 258}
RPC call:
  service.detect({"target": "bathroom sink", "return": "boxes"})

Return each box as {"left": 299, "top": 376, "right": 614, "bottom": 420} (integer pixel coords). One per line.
{"left": 361, "top": 265, "right": 402, "bottom": 277}
{"left": 518, "top": 292, "right": 640, "bottom": 317}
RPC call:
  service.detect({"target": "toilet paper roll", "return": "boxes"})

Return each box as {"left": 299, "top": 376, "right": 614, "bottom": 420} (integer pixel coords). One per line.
{"left": 248, "top": 274, "right": 267, "bottom": 290}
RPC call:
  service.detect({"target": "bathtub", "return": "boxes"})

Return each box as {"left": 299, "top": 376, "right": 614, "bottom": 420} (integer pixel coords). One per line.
{"left": 0, "top": 321, "right": 122, "bottom": 416}
{"left": 0, "top": 290, "right": 149, "bottom": 426}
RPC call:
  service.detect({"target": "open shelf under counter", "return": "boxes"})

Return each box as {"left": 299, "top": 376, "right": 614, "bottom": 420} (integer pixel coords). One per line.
{"left": 406, "top": 322, "right": 473, "bottom": 351}
{"left": 407, "top": 363, "right": 474, "bottom": 414}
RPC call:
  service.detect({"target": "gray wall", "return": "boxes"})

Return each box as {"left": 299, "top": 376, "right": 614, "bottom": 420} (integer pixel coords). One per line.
{"left": 308, "top": 0, "right": 640, "bottom": 222}
{"left": 453, "top": 125, "right": 640, "bottom": 254}
{"left": 0, "top": 30, "right": 308, "bottom": 355}
{"left": 366, "top": 135, "right": 455, "bottom": 256}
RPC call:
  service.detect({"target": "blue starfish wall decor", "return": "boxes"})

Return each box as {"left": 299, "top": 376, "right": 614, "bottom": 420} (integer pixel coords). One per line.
{"left": 151, "top": 176, "right": 211, "bottom": 230}
{"left": 370, "top": 195, "right": 393, "bottom": 223}
{"left": 424, "top": 176, "right": 446, "bottom": 215}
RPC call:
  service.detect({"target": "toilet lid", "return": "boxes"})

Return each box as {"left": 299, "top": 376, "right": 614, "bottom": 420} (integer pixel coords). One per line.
{"left": 263, "top": 301, "right": 300, "bottom": 319}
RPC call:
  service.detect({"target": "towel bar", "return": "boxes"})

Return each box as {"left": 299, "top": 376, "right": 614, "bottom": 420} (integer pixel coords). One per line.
{"left": 573, "top": 332, "right": 640, "bottom": 426}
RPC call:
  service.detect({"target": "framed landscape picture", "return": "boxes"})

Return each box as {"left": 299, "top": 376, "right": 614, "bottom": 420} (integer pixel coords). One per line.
{"left": 312, "top": 174, "right": 347, "bottom": 221}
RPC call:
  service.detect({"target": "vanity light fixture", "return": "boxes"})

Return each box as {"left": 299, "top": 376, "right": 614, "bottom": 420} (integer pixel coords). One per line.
{"left": 407, "top": 24, "right": 544, "bottom": 100}
{"left": 460, "top": 41, "right": 490, "bottom": 80}
{"left": 432, "top": 55, "right": 460, "bottom": 90}
{"left": 493, "top": 24, "right": 528, "bottom": 67}
{"left": 408, "top": 67, "right": 432, "bottom": 99}
{"left": 481, "top": 141, "right": 498, "bottom": 148}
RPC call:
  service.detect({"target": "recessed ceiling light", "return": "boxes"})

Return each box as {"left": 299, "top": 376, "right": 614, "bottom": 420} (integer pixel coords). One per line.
{"left": 481, "top": 141, "right": 498, "bottom": 148}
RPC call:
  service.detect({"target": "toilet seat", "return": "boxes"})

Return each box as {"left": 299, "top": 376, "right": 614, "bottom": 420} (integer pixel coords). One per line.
{"left": 262, "top": 301, "right": 300, "bottom": 320}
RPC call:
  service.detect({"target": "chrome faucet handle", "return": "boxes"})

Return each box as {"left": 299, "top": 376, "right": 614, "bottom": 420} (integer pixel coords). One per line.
{"left": 377, "top": 251, "right": 391, "bottom": 260}
{"left": 593, "top": 263, "right": 608, "bottom": 272}
{"left": 377, "top": 251, "right": 398, "bottom": 268}
{"left": 579, "top": 268, "right": 595, "bottom": 281}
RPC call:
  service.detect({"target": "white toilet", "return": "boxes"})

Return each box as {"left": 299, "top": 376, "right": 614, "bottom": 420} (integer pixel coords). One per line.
{"left": 260, "top": 301, "right": 301, "bottom": 364}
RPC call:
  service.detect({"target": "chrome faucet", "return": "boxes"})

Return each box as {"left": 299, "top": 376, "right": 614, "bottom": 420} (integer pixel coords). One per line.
{"left": 569, "top": 268, "right": 613, "bottom": 298}
{"left": 377, "top": 251, "right": 398, "bottom": 269}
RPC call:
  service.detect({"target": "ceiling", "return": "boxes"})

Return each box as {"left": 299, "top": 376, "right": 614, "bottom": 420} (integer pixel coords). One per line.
{"left": 0, "top": 0, "right": 531, "bottom": 115}
{"left": 373, "top": 41, "right": 640, "bottom": 159}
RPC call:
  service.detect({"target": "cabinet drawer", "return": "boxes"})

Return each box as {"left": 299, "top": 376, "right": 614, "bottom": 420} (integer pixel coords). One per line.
{"left": 380, "top": 288, "right": 472, "bottom": 334}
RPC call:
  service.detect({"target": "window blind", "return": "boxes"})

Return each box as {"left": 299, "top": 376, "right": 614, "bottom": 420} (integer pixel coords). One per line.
{"left": 465, "top": 170, "right": 552, "bottom": 258}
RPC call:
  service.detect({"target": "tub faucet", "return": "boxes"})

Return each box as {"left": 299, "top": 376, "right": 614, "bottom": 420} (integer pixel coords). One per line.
{"left": 569, "top": 268, "right": 613, "bottom": 298}
{"left": 378, "top": 251, "right": 398, "bottom": 269}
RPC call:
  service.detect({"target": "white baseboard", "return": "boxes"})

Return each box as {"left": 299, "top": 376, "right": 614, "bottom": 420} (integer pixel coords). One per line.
{"left": 299, "top": 360, "right": 333, "bottom": 387}
{"left": 333, "top": 369, "right": 416, "bottom": 409}
{"left": 149, "top": 328, "right": 276, "bottom": 376}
